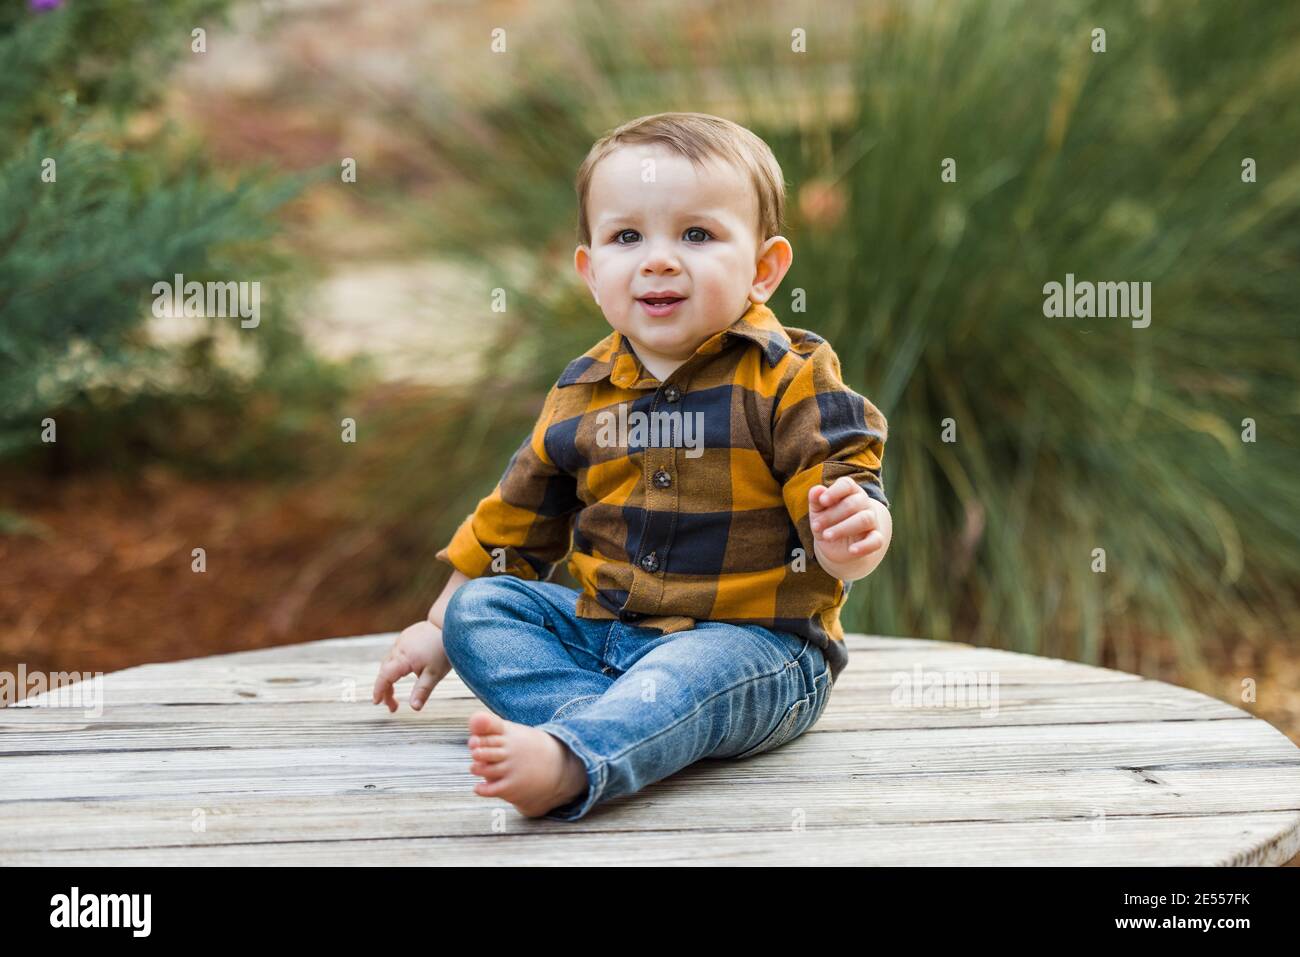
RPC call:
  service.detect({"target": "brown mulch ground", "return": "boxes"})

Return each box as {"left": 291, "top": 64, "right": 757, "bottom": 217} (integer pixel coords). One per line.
{"left": 0, "top": 469, "right": 424, "bottom": 678}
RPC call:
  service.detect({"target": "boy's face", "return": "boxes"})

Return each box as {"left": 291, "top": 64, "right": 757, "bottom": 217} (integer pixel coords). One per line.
{"left": 574, "top": 143, "right": 792, "bottom": 369}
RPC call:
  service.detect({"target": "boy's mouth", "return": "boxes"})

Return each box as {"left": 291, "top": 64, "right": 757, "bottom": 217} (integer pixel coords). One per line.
{"left": 636, "top": 293, "right": 686, "bottom": 316}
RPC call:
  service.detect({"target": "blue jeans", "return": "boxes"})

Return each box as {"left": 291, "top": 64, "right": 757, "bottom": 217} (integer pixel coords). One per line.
{"left": 441, "top": 575, "right": 834, "bottom": 821}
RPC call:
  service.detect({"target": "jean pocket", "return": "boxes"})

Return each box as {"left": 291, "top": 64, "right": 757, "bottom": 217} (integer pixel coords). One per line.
{"left": 807, "top": 664, "right": 832, "bottom": 725}
{"left": 734, "top": 693, "right": 809, "bottom": 760}
{"left": 738, "top": 662, "right": 834, "bottom": 760}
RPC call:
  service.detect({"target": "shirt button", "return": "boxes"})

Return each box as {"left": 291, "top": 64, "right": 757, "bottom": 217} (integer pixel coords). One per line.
{"left": 640, "top": 552, "right": 659, "bottom": 573}
{"left": 653, "top": 468, "right": 672, "bottom": 489}
{"left": 663, "top": 385, "right": 681, "bottom": 403}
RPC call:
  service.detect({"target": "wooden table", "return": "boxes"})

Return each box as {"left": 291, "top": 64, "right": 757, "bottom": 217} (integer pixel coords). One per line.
{"left": 3, "top": 633, "right": 1298, "bottom": 865}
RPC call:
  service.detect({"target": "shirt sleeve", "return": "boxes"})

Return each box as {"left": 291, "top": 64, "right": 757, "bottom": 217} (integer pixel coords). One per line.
{"left": 434, "top": 383, "right": 582, "bottom": 581}
{"left": 771, "top": 340, "right": 889, "bottom": 561}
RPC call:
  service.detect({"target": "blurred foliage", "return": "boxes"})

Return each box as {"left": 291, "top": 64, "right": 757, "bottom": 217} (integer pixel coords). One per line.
{"left": 352, "top": 0, "right": 1299, "bottom": 667}
{"left": 0, "top": 0, "right": 348, "bottom": 476}
{"left": 0, "top": 0, "right": 231, "bottom": 127}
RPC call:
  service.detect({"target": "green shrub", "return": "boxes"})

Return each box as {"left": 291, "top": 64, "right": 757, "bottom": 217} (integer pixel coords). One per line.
{"left": 0, "top": 0, "right": 346, "bottom": 476}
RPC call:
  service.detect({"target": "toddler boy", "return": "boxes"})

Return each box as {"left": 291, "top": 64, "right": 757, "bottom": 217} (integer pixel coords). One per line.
{"left": 372, "top": 111, "right": 891, "bottom": 820}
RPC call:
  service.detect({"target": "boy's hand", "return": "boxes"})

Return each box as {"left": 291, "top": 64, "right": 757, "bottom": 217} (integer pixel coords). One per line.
{"left": 372, "top": 620, "right": 452, "bottom": 713}
{"left": 808, "top": 476, "right": 887, "bottom": 569}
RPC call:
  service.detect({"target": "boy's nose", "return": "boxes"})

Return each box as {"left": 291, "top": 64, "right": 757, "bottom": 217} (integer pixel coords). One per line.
{"left": 640, "top": 240, "right": 681, "bottom": 273}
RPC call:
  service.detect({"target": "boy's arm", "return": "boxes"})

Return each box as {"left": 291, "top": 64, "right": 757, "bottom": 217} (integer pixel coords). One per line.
{"left": 379, "top": 386, "right": 578, "bottom": 712}
{"left": 771, "top": 340, "right": 890, "bottom": 582}
{"left": 427, "top": 568, "right": 470, "bottom": 629}
{"left": 434, "top": 382, "right": 581, "bottom": 585}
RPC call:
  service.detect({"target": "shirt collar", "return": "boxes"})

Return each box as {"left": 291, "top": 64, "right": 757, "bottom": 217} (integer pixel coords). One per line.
{"left": 557, "top": 300, "right": 793, "bottom": 389}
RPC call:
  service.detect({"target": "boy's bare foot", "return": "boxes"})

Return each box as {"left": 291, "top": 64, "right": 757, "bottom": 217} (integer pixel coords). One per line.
{"left": 465, "top": 710, "right": 589, "bottom": 817}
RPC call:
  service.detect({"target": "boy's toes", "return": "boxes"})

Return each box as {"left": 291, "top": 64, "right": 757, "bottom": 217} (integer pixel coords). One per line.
{"left": 474, "top": 777, "right": 509, "bottom": 797}
{"left": 471, "top": 744, "right": 508, "bottom": 763}
{"left": 470, "top": 759, "right": 507, "bottom": 779}
{"left": 467, "top": 710, "right": 505, "bottom": 737}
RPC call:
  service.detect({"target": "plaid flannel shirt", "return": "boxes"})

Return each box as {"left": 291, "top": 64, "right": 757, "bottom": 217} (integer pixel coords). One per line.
{"left": 435, "top": 300, "right": 889, "bottom": 684}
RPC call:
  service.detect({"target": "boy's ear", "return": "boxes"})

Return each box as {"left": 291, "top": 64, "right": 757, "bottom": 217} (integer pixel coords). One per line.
{"left": 748, "top": 235, "right": 793, "bottom": 304}
{"left": 574, "top": 244, "right": 600, "bottom": 305}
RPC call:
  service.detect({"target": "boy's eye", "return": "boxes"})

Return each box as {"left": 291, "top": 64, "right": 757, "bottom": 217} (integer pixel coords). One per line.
{"left": 611, "top": 227, "right": 713, "bottom": 244}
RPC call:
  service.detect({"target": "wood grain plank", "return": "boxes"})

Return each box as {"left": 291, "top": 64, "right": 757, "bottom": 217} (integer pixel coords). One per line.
{"left": 2, "top": 812, "right": 1295, "bottom": 866}
{"left": 0, "top": 679, "right": 1251, "bottom": 753}
{"left": 1, "top": 766, "right": 1295, "bottom": 853}
{"left": 2, "top": 720, "right": 1295, "bottom": 803}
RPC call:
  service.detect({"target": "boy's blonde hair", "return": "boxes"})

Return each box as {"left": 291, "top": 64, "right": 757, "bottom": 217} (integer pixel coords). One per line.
{"left": 575, "top": 111, "right": 786, "bottom": 248}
